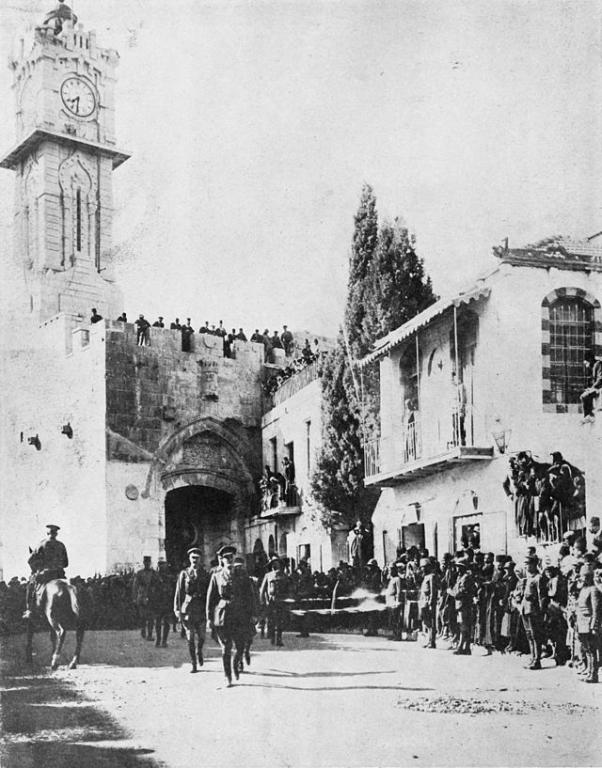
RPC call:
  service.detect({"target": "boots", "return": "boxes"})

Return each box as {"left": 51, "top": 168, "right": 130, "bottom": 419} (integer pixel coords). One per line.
{"left": 188, "top": 641, "right": 198, "bottom": 673}
{"left": 584, "top": 649, "right": 598, "bottom": 683}
{"left": 197, "top": 642, "right": 204, "bottom": 667}
{"left": 161, "top": 623, "right": 169, "bottom": 648}
{"left": 222, "top": 654, "right": 232, "bottom": 686}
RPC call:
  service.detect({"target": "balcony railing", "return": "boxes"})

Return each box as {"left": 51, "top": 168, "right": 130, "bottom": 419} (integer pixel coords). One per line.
{"left": 364, "top": 438, "right": 381, "bottom": 477}
{"left": 364, "top": 406, "right": 493, "bottom": 482}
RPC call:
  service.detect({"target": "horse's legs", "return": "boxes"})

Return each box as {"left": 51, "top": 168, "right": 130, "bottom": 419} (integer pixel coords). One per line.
{"left": 25, "top": 618, "right": 34, "bottom": 664}
{"left": 69, "top": 623, "right": 85, "bottom": 670}
{"left": 50, "top": 620, "right": 65, "bottom": 670}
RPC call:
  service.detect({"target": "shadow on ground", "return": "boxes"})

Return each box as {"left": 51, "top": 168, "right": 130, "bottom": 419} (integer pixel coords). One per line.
{"left": 1, "top": 630, "right": 345, "bottom": 673}
{"left": 0, "top": 673, "right": 162, "bottom": 768}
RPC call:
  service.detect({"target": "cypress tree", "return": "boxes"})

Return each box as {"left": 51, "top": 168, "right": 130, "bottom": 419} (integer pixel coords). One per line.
{"left": 312, "top": 192, "right": 437, "bottom": 531}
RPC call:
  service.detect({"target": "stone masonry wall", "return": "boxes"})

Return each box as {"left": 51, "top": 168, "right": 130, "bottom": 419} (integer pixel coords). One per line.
{"left": 105, "top": 321, "right": 265, "bottom": 477}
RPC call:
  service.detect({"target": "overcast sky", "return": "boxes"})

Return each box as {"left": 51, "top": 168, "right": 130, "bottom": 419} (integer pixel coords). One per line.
{"left": 1, "top": 0, "right": 601, "bottom": 336}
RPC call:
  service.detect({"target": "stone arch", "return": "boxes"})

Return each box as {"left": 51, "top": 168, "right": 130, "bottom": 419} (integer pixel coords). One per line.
{"left": 141, "top": 416, "right": 255, "bottom": 499}
{"left": 541, "top": 287, "right": 602, "bottom": 413}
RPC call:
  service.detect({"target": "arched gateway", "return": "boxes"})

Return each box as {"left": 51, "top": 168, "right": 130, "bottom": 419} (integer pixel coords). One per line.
{"left": 144, "top": 417, "right": 256, "bottom": 570}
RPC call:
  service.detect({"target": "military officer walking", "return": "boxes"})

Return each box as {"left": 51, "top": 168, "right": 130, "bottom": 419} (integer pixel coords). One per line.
{"left": 174, "top": 548, "right": 210, "bottom": 673}
{"left": 259, "top": 555, "right": 289, "bottom": 646}
{"left": 206, "top": 545, "right": 256, "bottom": 687}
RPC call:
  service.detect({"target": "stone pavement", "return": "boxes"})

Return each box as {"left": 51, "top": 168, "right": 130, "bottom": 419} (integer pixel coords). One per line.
{"left": 1, "top": 630, "right": 601, "bottom": 767}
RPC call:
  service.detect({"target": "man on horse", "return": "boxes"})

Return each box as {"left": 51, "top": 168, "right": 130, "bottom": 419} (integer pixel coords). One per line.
{"left": 23, "top": 524, "right": 69, "bottom": 619}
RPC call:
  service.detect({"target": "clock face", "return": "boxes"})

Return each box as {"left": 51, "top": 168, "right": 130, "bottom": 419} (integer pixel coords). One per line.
{"left": 60, "top": 77, "right": 97, "bottom": 118}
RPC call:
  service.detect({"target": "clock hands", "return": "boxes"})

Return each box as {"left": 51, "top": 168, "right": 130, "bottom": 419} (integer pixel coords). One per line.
{"left": 66, "top": 95, "right": 80, "bottom": 114}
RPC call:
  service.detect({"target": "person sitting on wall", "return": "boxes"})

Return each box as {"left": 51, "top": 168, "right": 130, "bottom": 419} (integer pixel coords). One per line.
{"left": 152, "top": 317, "right": 165, "bottom": 328}
{"left": 250, "top": 329, "right": 263, "bottom": 344}
{"left": 235, "top": 328, "right": 247, "bottom": 342}
{"left": 90, "top": 308, "right": 103, "bottom": 324}
{"left": 271, "top": 331, "right": 283, "bottom": 352}
{"left": 580, "top": 353, "right": 602, "bottom": 423}
{"left": 170, "top": 318, "right": 182, "bottom": 330}
{"left": 199, "top": 321, "right": 209, "bottom": 334}
{"left": 301, "top": 338, "right": 313, "bottom": 363}
{"left": 116, "top": 312, "right": 127, "bottom": 323}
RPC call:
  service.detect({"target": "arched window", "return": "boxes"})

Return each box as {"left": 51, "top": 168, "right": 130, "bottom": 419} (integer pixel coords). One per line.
{"left": 548, "top": 297, "right": 594, "bottom": 405}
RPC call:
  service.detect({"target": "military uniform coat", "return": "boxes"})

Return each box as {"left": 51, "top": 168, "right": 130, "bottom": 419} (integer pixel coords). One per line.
{"left": 174, "top": 567, "right": 209, "bottom": 622}
{"left": 206, "top": 567, "right": 256, "bottom": 631}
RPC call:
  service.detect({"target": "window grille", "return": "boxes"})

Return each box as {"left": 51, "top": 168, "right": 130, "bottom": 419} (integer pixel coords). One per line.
{"left": 549, "top": 298, "right": 594, "bottom": 405}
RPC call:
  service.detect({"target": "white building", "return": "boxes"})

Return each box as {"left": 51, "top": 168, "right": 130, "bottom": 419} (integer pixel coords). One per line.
{"left": 251, "top": 359, "right": 349, "bottom": 573}
{"left": 361, "top": 240, "right": 602, "bottom": 564}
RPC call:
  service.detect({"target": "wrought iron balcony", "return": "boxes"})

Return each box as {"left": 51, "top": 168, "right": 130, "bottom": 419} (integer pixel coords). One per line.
{"left": 364, "top": 407, "right": 494, "bottom": 486}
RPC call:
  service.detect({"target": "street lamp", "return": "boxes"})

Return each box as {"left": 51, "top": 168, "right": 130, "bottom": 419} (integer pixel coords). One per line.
{"left": 491, "top": 418, "right": 511, "bottom": 454}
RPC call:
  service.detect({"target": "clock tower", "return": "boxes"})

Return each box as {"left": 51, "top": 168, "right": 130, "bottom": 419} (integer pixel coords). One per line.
{"left": 0, "top": 3, "right": 129, "bottom": 324}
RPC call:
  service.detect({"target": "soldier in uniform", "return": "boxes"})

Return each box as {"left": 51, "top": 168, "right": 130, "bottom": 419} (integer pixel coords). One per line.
{"left": 418, "top": 557, "right": 438, "bottom": 649}
{"left": 206, "top": 545, "right": 256, "bottom": 687}
{"left": 132, "top": 556, "right": 159, "bottom": 641}
{"left": 233, "top": 555, "right": 258, "bottom": 673}
{"left": 519, "top": 554, "right": 547, "bottom": 669}
{"left": 153, "top": 560, "right": 175, "bottom": 648}
{"left": 23, "top": 524, "right": 68, "bottom": 619}
{"left": 174, "top": 548, "right": 210, "bottom": 673}
{"left": 259, "top": 555, "right": 289, "bottom": 646}
{"left": 447, "top": 555, "right": 475, "bottom": 655}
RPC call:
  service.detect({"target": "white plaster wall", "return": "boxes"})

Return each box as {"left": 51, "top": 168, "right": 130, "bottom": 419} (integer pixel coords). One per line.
{"left": 373, "top": 262, "right": 602, "bottom": 564}
{"left": 0, "top": 316, "right": 107, "bottom": 579}
{"left": 105, "top": 460, "right": 162, "bottom": 572}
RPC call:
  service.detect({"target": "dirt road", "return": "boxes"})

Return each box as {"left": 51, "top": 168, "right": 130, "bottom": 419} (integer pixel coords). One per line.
{"left": 1, "top": 630, "right": 601, "bottom": 767}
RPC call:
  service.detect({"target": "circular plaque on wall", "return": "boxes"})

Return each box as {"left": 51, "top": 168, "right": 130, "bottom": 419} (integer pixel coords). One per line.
{"left": 125, "top": 484, "right": 139, "bottom": 501}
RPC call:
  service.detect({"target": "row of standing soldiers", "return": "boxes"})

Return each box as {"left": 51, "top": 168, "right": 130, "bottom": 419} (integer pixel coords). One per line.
{"left": 382, "top": 546, "right": 601, "bottom": 682}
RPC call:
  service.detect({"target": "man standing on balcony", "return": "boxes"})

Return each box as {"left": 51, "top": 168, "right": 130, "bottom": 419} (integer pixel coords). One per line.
{"left": 282, "top": 457, "right": 296, "bottom": 505}
{"left": 451, "top": 371, "right": 467, "bottom": 447}
{"left": 350, "top": 523, "right": 368, "bottom": 574}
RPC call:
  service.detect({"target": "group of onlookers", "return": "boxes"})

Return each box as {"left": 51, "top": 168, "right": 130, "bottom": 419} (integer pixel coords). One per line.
{"left": 107, "top": 310, "right": 296, "bottom": 360}
{"left": 504, "top": 450, "right": 585, "bottom": 542}
{"left": 263, "top": 339, "right": 323, "bottom": 397}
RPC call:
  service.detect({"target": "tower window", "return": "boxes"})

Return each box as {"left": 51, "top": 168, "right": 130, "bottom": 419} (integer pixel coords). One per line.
{"left": 549, "top": 297, "right": 594, "bottom": 405}
{"left": 76, "top": 188, "right": 82, "bottom": 251}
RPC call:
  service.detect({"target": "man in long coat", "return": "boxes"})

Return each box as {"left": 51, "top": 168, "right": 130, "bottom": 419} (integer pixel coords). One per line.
{"left": 174, "top": 548, "right": 210, "bottom": 672}
{"left": 206, "top": 545, "right": 256, "bottom": 687}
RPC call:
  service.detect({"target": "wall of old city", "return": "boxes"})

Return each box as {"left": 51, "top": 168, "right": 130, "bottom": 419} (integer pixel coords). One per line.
{"left": 0, "top": 315, "right": 107, "bottom": 579}
{"left": 103, "top": 321, "right": 265, "bottom": 571}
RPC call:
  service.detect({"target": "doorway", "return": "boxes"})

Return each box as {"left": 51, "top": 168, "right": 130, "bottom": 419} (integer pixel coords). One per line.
{"left": 164, "top": 485, "right": 234, "bottom": 570}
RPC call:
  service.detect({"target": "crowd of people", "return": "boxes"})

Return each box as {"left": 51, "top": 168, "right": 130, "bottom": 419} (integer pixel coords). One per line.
{"left": 503, "top": 451, "right": 585, "bottom": 542}
{"left": 94, "top": 309, "right": 300, "bottom": 361}
{"left": 5, "top": 520, "right": 600, "bottom": 685}
{"left": 263, "top": 338, "right": 323, "bottom": 397}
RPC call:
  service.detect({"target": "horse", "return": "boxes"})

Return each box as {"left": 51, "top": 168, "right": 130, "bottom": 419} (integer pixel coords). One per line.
{"left": 25, "top": 578, "right": 86, "bottom": 671}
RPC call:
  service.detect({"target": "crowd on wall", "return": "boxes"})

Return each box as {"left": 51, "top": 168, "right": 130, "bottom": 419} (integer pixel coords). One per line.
{"left": 503, "top": 451, "right": 585, "bottom": 543}
{"left": 90, "top": 308, "right": 299, "bottom": 361}
{"left": 263, "top": 339, "right": 323, "bottom": 397}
